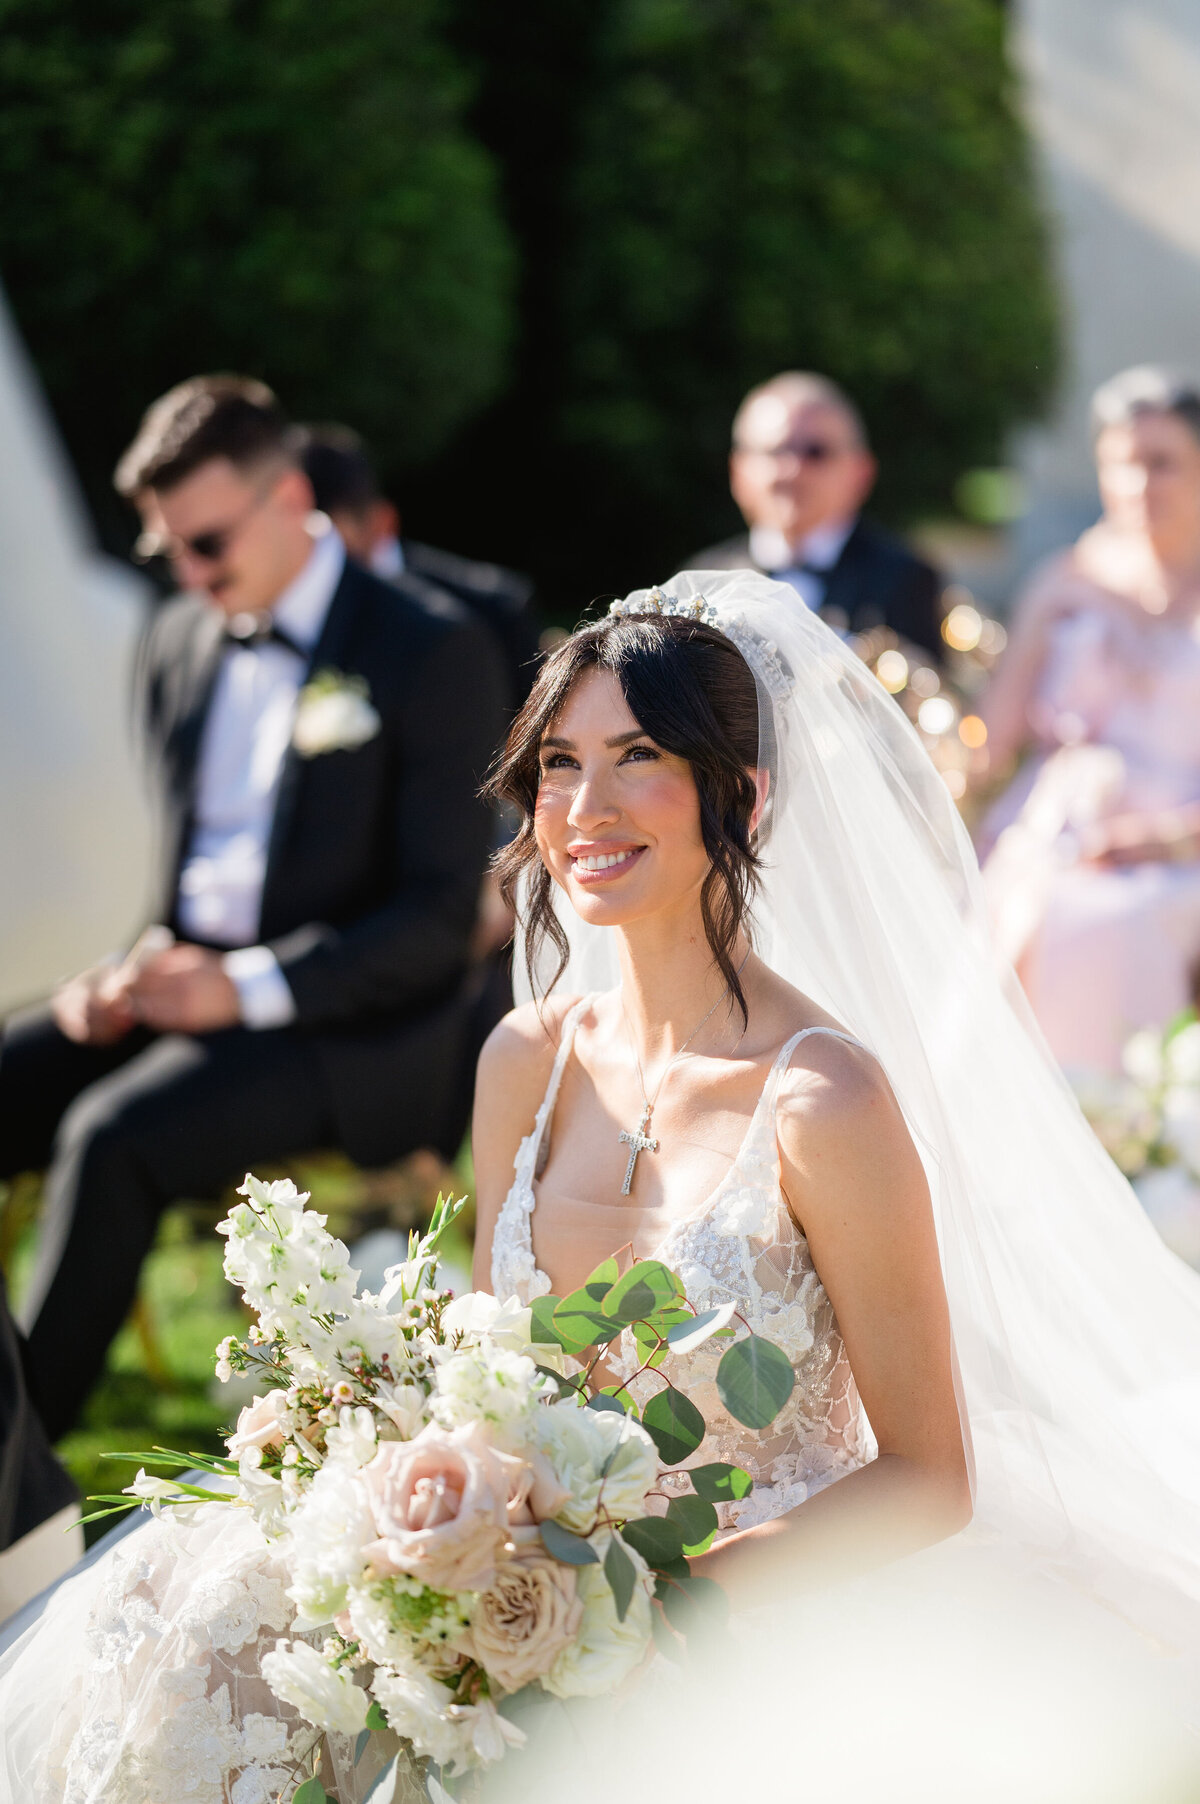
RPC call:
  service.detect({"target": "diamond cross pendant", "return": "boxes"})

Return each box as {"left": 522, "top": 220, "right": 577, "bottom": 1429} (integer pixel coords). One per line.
{"left": 618, "top": 1105, "right": 659, "bottom": 1196}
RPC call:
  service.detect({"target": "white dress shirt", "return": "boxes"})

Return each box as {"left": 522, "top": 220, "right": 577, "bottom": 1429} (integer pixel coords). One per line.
{"left": 175, "top": 526, "right": 346, "bottom": 1027}
{"left": 749, "top": 517, "right": 855, "bottom": 613}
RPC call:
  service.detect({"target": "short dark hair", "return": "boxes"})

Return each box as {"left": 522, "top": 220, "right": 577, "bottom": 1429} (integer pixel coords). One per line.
{"left": 486, "top": 613, "right": 762, "bottom": 1023}
{"left": 1091, "top": 365, "right": 1200, "bottom": 447}
{"left": 298, "top": 423, "right": 381, "bottom": 516}
{"left": 114, "top": 375, "right": 295, "bottom": 498}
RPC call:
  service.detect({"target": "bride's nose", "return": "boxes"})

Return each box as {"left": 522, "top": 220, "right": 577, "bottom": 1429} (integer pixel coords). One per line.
{"left": 566, "top": 764, "right": 621, "bottom": 835}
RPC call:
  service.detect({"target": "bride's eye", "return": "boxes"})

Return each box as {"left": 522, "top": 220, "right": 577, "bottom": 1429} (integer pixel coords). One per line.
{"left": 620, "top": 743, "right": 660, "bottom": 763}
{"left": 539, "top": 751, "right": 578, "bottom": 773}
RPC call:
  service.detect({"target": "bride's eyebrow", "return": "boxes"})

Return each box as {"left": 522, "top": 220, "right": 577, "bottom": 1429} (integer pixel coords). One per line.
{"left": 540, "top": 730, "right": 650, "bottom": 751}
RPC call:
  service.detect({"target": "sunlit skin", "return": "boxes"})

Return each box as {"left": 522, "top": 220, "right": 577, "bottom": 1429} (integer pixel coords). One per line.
{"left": 472, "top": 667, "right": 971, "bottom": 1599}
{"left": 53, "top": 455, "right": 322, "bottom": 1046}
{"left": 730, "top": 393, "right": 877, "bottom": 549}
{"left": 982, "top": 409, "right": 1200, "bottom": 865}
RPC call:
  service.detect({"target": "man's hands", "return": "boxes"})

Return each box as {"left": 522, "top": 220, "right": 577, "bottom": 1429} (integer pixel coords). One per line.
{"left": 52, "top": 942, "right": 242, "bottom": 1043}
{"left": 127, "top": 944, "right": 241, "bottom": 1033}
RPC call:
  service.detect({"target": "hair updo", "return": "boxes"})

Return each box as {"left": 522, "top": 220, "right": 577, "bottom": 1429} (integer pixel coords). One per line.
{"left": 486, "top": 612, "right": 762, "bottom": 1023}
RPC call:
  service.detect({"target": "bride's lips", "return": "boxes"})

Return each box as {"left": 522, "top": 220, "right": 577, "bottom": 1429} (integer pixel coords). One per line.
{"left": 568, "top": 844, "right": 646, "bottom": 885}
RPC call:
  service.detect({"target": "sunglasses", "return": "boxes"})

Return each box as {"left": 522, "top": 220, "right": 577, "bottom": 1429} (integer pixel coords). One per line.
{"left": 743, "top": 439, "right": 849, "bottom": 465}
{"left": 133, "top": 477, "right": 277, "bottom": 567}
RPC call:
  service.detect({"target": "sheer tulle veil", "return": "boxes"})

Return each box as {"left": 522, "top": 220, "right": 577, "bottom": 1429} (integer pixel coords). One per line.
{"left": 516, "top": 569, "right": 1200, "bottom": 1642}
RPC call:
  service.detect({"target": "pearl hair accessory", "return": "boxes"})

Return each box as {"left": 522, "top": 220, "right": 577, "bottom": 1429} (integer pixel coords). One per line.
{"left": 608, "top": 587, "right": 721, "bottom": 626}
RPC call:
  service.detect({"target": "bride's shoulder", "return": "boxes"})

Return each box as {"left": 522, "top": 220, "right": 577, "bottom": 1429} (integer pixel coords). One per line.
{"left": 476, "top": 993, "right": 588, "bottom": 1119}
{"left": 772, "top": 1021, "right": 906, "bottom": 1167}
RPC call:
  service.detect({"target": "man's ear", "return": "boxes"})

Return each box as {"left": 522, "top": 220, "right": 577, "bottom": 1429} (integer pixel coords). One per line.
{"left": 750, "top": 767, "right": 770, "bottom": 833}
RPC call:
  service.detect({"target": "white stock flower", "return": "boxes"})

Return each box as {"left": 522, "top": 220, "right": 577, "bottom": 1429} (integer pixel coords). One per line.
{"left": 373, "top": 1378, "right": 430, "bottom": 1440}
{"left": 542, "top": 1534, "right": 653, "bottom": 1698}
{"left": 534, "top": 1403, "right": 659, "bottom": 1532}
{"left": 261, "top": 1638, "right": 369, "bottom": 1736}
{"left": 371, "top": 1668, "right": 523, "bottom": 1774}
{"left": 324, "top": 1405, "right": 378, "bottom": 1469}
{"left": 284, "top": 1462, "right": 375, "bottom": 1628}
{"left": 123, "top": 1469, "right": 209, "bottom": 1524}
{"left": 430, "top": 1342, "right": 551, "bottom": 1440}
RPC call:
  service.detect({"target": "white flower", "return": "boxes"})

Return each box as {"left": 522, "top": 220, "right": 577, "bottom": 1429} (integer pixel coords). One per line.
{"left": 1166, "top": 1021, "right": 1200, "bottom": 1087}
{"left": 227, "top": 1390, "right": 290, "bottom": 1459}
{"left": 1122, "top": 1029, "right": 1165, "bottom": 1090}
{"left": 542, "top": 1534, "right": 654, "bottom": 1698}
{"left": 372, "top": 1377, "right": 431, "bottom": 1440}
{"left": 292, "top": 671, "right": 381, "bottom": 758}
{"left": 261, "top": 1638, "right": 369, "bottom": 1736}
{"left": 370, "top": 1668, "right": 524, "bottom": 1774}
{"left": 324, "top": 1404, "right": 378, "bottom": 1469}
{"left": 444, "top": 1699, "right": 526, "bottom": 1770}
{"left": 284, "top": 1461, "right": 375, "bottom": 1628}
{"left": 237, "top": 1714, "right": 291, "bottom": 1765}
{"left": 430, "top": 1342, "right": 551, "bottom": 1441}
{"left": 123, "top": 1469, "right": 209, "bottom": 1523}
{"left": 441, "top": 1291, "right": 535, "bottom": 1354}
{"left": 534, "top": 1403, "right": 660, "bottom": 1532}
{"left": 179, "top": 1568, "right": 292, "bottom": 1656}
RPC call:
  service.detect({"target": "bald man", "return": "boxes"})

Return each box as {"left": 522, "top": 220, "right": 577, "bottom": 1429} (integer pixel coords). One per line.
{"left": 694, "top": 372, "right": 944, "bottom": 658}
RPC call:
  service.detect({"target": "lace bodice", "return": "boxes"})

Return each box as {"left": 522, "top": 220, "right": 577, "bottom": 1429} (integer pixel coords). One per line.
{"left": 491, "top": 1000, "right": 876, "bottom": 1531}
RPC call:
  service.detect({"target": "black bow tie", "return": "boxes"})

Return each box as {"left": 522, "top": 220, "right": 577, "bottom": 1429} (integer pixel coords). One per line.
{"left": 223, "top": 613, "right": 308, "bottom": 659}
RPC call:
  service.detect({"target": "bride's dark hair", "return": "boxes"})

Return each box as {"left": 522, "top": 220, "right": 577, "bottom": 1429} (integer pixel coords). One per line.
{"left": 486, "top": 613, "right": 762, "bottom": 1023}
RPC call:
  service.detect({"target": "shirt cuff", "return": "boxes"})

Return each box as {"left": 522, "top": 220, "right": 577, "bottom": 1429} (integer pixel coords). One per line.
{"left": 221, "top": 946, "right": 297, "bottom": 1030}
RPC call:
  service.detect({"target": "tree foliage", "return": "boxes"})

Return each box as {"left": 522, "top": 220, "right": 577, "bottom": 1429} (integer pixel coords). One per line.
{"left": 412, "top": 0, "right": 1057, "bottom": 607}
{"left": 0, "top": 0, "right": 514, "bottom": 529}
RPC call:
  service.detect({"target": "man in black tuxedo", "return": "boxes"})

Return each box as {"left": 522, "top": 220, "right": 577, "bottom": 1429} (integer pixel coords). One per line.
{"left": 0, "top": 375, "right": 508, "bottom": 1441}
{"left": 298, "top": 423, "right": 541, "bottom": 714}
{"left": 694, "top": 371, "right": 945, "bottom": 659}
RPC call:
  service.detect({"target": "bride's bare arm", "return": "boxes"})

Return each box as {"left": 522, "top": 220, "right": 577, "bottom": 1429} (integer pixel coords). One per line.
{"left": 690, "top": 1036, "right": 971, "bottom": 1597}
{"left": 470, "top": 999, "right": 570, "bottom": 1293}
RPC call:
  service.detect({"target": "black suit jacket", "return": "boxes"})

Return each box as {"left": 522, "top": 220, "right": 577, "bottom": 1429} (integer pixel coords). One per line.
{"left": 401, "top": 540, "right": 541, "bottom": 712}
{"left": 692, "top": 518, "right": 944, "bottom": 659}
{"left": 0, "top": 1274, "right": 75, "bottom": 1550}
{"left": 135, "top": 558, "right": 509, "bottom": 1164}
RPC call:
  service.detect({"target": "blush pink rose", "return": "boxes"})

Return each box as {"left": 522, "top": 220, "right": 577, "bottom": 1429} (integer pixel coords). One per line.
{"left": 361, "top": 1422, "right": 518, "bottom": 1594}
{"left": 460, "top": 1550, "right": 583, "bottom": 1694}
{"left": 227, "top": 1390, "right": 288, "bottom": 1458}
{"left": 506, "top": 1450, "right": 570, "bottom": 1529}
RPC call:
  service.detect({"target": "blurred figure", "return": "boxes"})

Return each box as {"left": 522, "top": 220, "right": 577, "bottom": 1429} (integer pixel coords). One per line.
{"left": 694, "top": 370, "right": 944, "bottom": 657}
{"left": 980, "top": 367, "right": 1200, "bottom": 1073}
{"left": 0, "top": 376, "right": 507, "bottom": 1439}
{"left": 299, "top": 423, "right": 540, "bottom": 714}
{"left": 0, "top": 1276, "right": 79, "bottom": 1623}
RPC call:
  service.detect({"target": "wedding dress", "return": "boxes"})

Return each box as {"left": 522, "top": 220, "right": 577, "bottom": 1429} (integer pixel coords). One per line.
{"left": 3, "top": 569, "right": 1200, "bottom": 1801}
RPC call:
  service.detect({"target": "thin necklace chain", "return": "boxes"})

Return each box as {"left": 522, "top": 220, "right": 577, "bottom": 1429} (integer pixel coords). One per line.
{"left": 621, "top": 950, "right": 751, "bottom": 1117}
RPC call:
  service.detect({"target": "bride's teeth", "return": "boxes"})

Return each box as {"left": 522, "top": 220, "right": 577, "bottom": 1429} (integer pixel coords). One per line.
{"left": 577, "top": 849, "right": 636, "bottom": 871}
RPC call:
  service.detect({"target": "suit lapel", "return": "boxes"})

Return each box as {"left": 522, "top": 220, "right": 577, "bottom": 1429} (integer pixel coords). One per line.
{"left": 820, "top": 521, "right": 869, "bottom": 625}
{"left": 261, "top": 563, "right": 362, "bottom": 910}
{"left": 159, "top": 606, "right": 226, "bottom": 912}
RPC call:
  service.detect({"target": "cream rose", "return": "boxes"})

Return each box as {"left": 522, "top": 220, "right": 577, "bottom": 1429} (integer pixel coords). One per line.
{"left": 535, "top": 1404, "right": 659, "bottom": 1532}
{"left": 542, "top": 1535, "right": 653, "bottom": 1698}
{"left": 227, "top": 1390, "right": 289, "bottom": 1459}
{"left": 460, "top": 1549, "right": 583, "bottom": 1693}
{"left": 362, "top": 1421, "right": 517, "bottom": 1593}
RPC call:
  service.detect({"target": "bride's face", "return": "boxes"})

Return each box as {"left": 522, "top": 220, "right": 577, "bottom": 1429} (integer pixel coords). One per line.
{"left": 535, "top": 667, "right": 711, "bottom": 926}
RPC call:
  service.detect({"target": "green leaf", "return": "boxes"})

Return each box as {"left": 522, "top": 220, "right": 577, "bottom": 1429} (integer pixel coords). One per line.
{"left": 641, "top": 1384, "right": 706, "bottom": 1464}
{"left": 540, "top": 1519, "right": 600, "bottom": 1565}
{"left": 666, "top": 1493, "right": 719, "bottom": 1555}
{"left": 620, "top": 1515, "right": 684, "bottom": 1566}
{"left": 716, "top": 1334, "right": 795, "bottom": 1430}
{"left": 665, "top": 1301, "right": 738, "bottom": 1355}
{"left": 552, "top": 1287, "right": 625, "bottom": 1350}
{"left": 586, "top": 1390, "right": 631, "bottom": 1416}
{"left": 293, "top": 1780, "right": 330, "bottom": 1804}
{"left": 661, "top": 1572, "right": 730, "bottom": 1635}
{"left": 366, "top": 1700, "right": 388, "bottom": 1732}
{"left": 582, "top": 1256, "right": 620, "bottom": 1300}
{"left": 689, "top": 1462, "right": 753, "bottom": 1504}
{"left": 650, "top": 1605, "right": 683, "bottom": 1661}
{"left": 355, "top": 1727, "right": 372, "bottom": 1766}
{"left": 604, "top": 1533, "right": 637, "bottom": 1622}
{"left": 601, "top": 1260, "right": 685, "bottom": 1325}
{"left": 529, "top": 1295, "right": 569, "bottom": 1350}
{"left": 632, "top": 1307, "right": 689, "bottom": 1347}
{"left": 534, "top": 1363, "right": 582, "bottom": 1402}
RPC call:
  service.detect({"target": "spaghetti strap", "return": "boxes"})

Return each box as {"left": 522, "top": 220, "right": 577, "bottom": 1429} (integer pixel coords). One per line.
{"left": 528, "top": 995, "right": 592, "bottom": 1178}
{"left": 759, "top": 1025, "right": 870, "bottom": 1121}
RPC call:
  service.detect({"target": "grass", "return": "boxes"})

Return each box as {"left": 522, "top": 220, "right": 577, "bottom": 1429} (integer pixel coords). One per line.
{"left": 2, "top": 1142, "right": 477, "bottom": 1546}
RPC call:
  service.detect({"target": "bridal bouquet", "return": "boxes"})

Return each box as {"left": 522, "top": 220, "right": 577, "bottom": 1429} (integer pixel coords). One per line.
{"left": 96, "top": 1176, "right": 794, "bottom": 1802}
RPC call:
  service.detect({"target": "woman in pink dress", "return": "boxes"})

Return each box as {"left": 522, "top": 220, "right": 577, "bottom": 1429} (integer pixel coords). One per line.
{"left": 980, "top": 367, "right": 1200, "bottom": 1074}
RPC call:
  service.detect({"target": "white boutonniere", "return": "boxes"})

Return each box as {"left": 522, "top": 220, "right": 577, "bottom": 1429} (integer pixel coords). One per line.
{"left": 292, "top": 667, "right": 381, "bottom": 758}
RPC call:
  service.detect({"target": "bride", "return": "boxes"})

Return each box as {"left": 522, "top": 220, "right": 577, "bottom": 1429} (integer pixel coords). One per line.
{"left": 3, "top": 570, "right": 1200, "bottom": 1801}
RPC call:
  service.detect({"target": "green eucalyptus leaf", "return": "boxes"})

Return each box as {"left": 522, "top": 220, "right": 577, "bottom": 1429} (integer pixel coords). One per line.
{"left": 666, "top": 1493, "right": 719, "bottom": 1554}
{"left": 585, "top": 1393, "right": 627, "bottom": 1415}
{"left": 716, "top": 1334, "right": 795, "bottom": 1430}
{"left": 293, "top": 1780, "right": 332, "bottom": 1804}
{"left": 632, "top": 1306, "right": 690, "bottom": 1346}
{"left": 541, "top": 1519, "right": 601, "bottom": 1565}
{"left": 601, "top": 1260, "right": 685, "bottom": 1324}
{"left": 620, "top": 1515, "right": 685, "bottom": 1566}
{"left": 689, "top": 1462, "right": 753, "bottom": 1504}
{"left": 641, "top": 1384, "right": 706, "bottom": 1464}
{"left": 650, "top": 1606, "right": 683, "bottom": 1661}
{"left": 665, "top": 1301, "right": 738, "bottom": 1355}
{"left": 529, "top": 1295, "right": 570, "bottom": 1350}
{"left": 354, "top": 1727, "right": 372, "bottom": 1766}
{"left": 362, "top": 1756, "right": 399, "bottom": 1804}
{"left": 553, "top": 1288, "right": 625, "bottom": 1349}
{"left": 365, "top": 1701, "right": 388, "bottom": 1732}
{"left": 582, "top": 1256, "right": 620, "bottom": 1301}
{"left": 604, "top": 1533, "right": 637, "bottom": 1622}
{"left": 661, "top": 1572, "right": 731, "bottom": 1635}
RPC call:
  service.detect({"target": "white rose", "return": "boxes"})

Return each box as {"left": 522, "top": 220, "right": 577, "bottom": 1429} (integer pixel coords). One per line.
{"left": 260, "top": 1638, "right": 369, "bottom": 1736}
{"left": 535, "top": 1403, "right": 660, "bottom": 1532}
{"left": 542, "top": 1535, "right": 653, "bottom": 1698}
